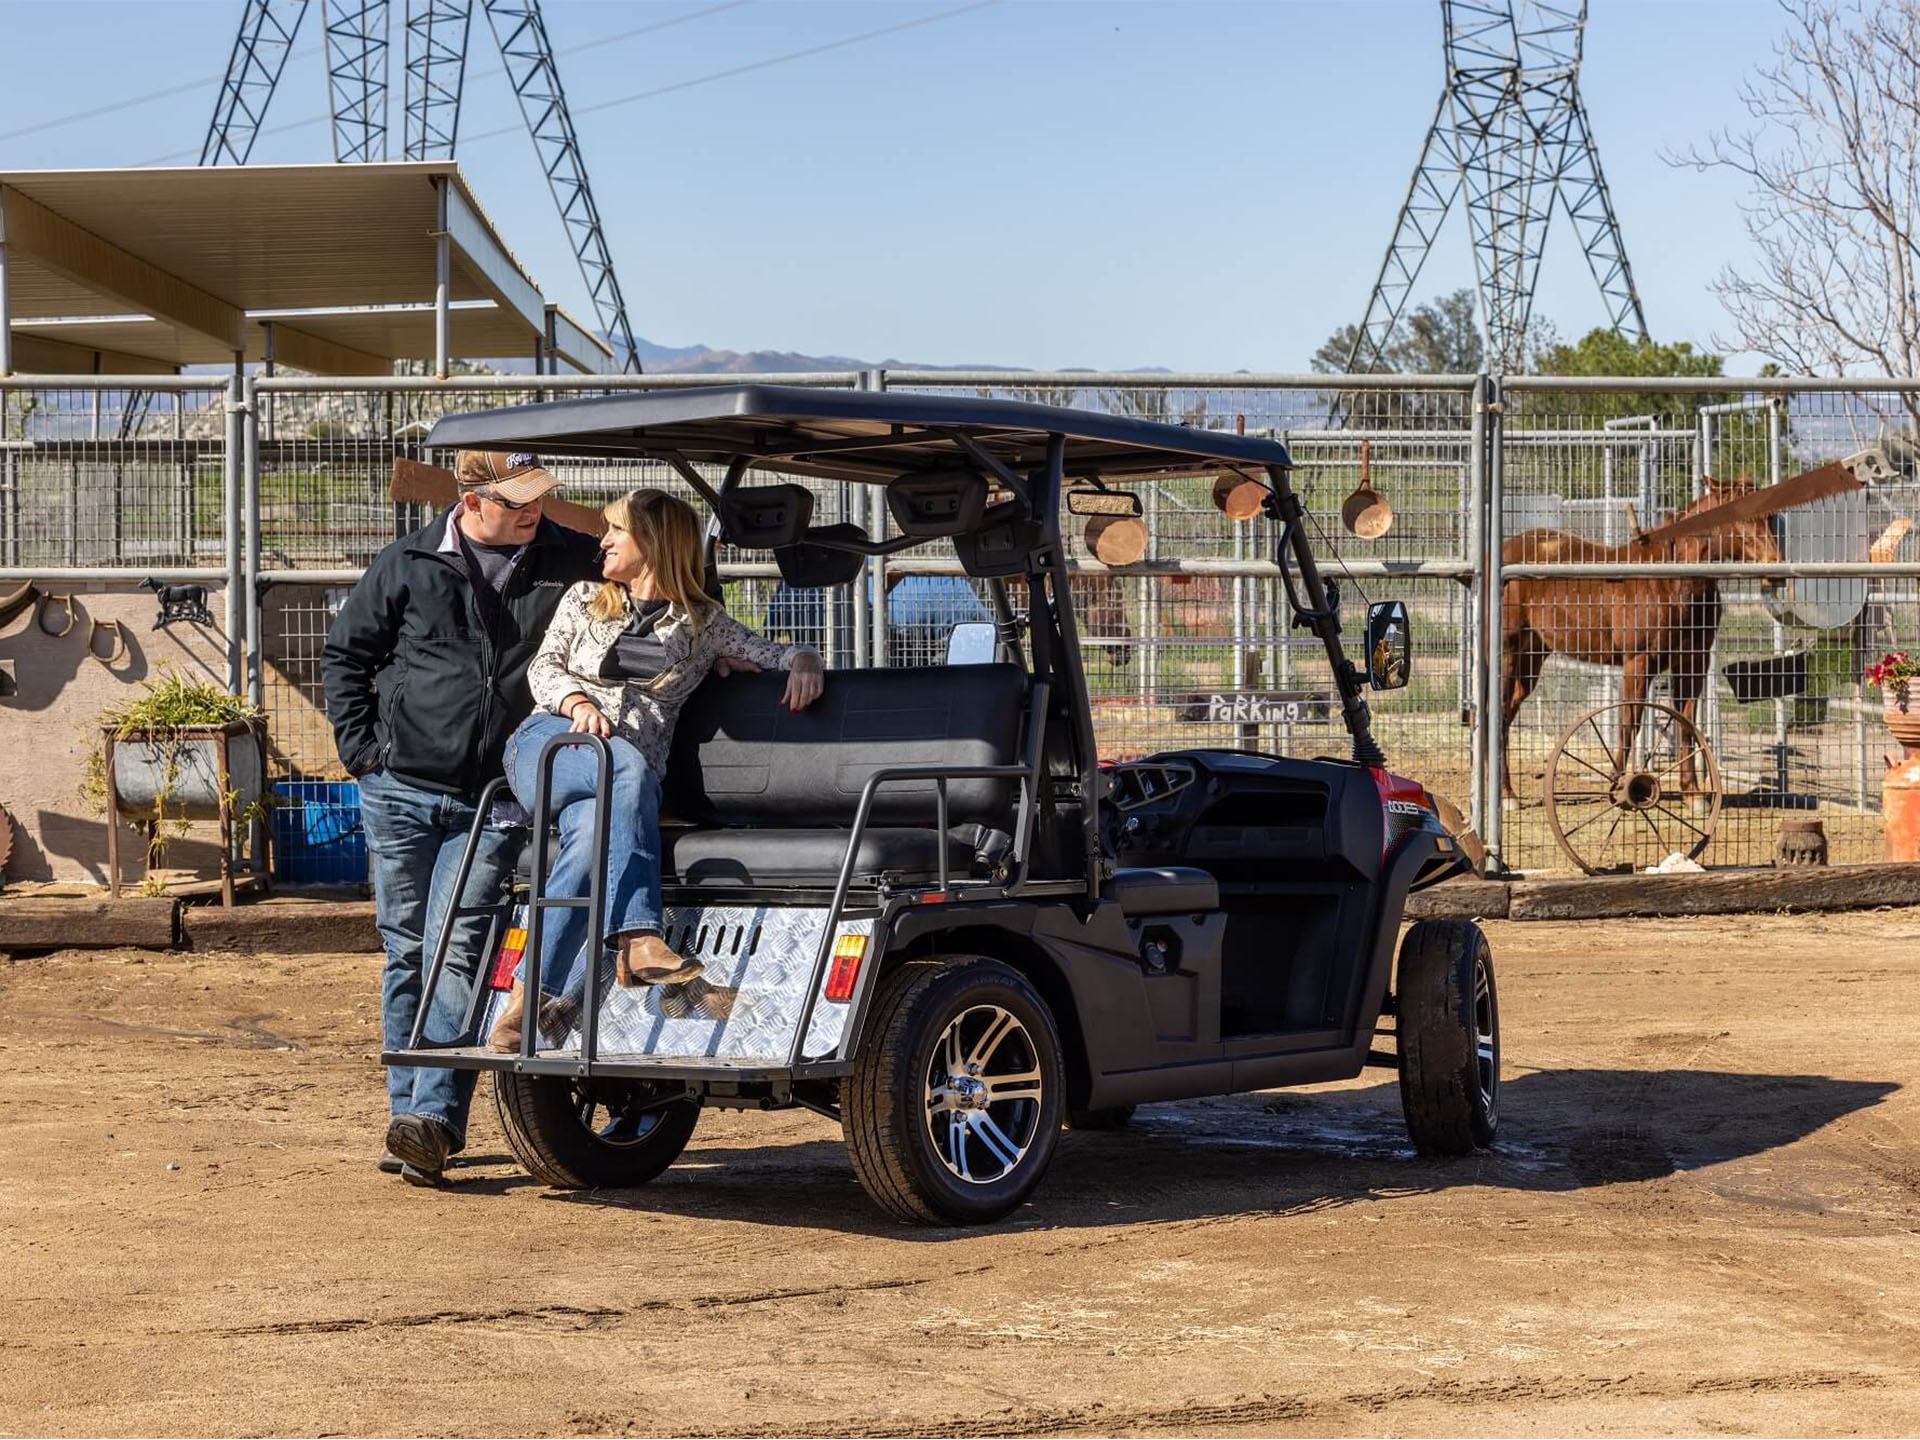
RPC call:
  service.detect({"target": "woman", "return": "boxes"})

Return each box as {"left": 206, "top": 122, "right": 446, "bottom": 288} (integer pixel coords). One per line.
{"left": 489, "top": 487, "right": 824, "bottom": 1050}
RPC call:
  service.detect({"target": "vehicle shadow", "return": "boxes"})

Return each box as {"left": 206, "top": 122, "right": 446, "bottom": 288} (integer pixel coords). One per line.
{"left": 455, "top": 1066, "right": 1898, "bottom": 1237}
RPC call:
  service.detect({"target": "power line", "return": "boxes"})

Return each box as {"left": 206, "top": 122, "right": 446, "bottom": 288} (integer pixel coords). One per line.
{"left": 463, "top": 0, "right": 1000, "bottom": 142}
{"left": 0, "top": 45, "right": 321, "bottom": 144}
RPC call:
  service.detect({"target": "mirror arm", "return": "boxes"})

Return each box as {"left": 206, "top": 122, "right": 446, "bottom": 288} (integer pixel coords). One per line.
{"left": 1265, "top": 464, "right": 1384, "bottom": 769}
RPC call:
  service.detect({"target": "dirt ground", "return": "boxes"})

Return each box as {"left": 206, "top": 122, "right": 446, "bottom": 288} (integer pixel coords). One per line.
{"left": 2, "top": 911, "right": 1917, "bottom": 1438}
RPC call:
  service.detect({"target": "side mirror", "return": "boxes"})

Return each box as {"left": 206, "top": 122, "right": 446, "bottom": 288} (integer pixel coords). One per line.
{"left": 945, "top": 621, "right": 997, "bottom": 666}
{"left": 1365, "top": 600, "right": 1411, "bottom": 690}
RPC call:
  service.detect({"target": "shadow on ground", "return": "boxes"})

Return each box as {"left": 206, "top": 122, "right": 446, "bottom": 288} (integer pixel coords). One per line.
{"left": 446, "top": 1066, "right": 1897, "bottom": 1237}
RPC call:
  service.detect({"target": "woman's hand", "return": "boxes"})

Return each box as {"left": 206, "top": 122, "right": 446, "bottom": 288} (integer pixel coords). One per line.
{"left": 565, "top": 694, "right": 612, "bottom": 737}
{"left": 782, "top": 652, "right": 824, "bottom": 712}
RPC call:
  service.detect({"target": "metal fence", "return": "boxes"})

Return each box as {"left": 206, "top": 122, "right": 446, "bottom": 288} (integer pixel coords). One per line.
{"left": 7, "top": 367, "right": 1919, "bottom": 880}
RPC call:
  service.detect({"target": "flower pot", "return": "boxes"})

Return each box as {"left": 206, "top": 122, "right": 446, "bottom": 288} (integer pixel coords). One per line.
{"left": 1885, "top": 683, "right": 1920, "bottom": 756}
{"left": 108, "top": 720, "right": 266, "bottom": 821}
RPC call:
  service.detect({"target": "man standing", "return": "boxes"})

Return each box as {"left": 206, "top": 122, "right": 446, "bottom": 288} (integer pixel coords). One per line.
{"left": 323, "top": 451, "right": 601, "bottom": 1186}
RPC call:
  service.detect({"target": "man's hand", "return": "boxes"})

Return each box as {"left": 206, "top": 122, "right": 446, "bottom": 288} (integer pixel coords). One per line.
{"left": 566, "top": 695, "right": 612, "bottom": 737}
{"left": 714, "top": 655, "right": 762, "bottom": 678}
{"left": 783, "top": 652, "right": 825, "bottom": 712}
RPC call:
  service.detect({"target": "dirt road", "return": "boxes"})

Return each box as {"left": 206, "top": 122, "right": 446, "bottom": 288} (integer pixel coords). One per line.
{"left": 2, "top": 910, "right": 1917, "bottom": 1437}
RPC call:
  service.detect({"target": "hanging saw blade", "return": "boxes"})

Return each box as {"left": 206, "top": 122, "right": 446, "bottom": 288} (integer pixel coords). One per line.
{"left": 1632, "top": 461, "right": 1862, "bottom": 551}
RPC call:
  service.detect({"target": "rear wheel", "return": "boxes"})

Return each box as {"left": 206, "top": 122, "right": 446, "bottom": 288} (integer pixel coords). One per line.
{"left": 493, "top": 1072, "right": 700, "bottom": 1188}
{"left": 844, "top": 957, "right": 1065, "bottom": 1225}
{"left": 1394, "top": 919, "right": 1499, "bottom": 1155}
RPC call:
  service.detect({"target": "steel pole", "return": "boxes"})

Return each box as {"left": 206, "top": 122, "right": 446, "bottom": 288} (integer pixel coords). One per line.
{"left": 243, "top": 376, "right": 263, "bottom": 709}
{"left": 1482, "top": 378, "right": 1506, "bottom": 870}
{"left": 0, "top": 191, "right": 11, "bottom": 377}
{"left": 433, "top": 175, "right": 451, "bottom": 379}
{"left": 224, "top": 375, "right": 244, "bottom": 693}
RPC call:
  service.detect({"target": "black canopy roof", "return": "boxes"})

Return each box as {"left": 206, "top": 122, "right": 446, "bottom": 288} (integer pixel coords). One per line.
{"left": 423, "top": 384, "right": 1293, "bottom": 484}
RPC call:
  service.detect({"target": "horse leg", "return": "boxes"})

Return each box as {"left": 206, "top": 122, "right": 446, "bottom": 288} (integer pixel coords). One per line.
{"left": 1672, "top": 671, "right": 1705, "bottom": 796}
{"left": 1499, "top": 623, "right": 1544, "bottom": 800}
{"left": 1615, "top": 655, "right": 1656, "bottom": 785}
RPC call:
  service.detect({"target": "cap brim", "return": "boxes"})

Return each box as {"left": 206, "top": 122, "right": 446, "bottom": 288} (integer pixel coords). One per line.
{"left": 483, "top": 466, "right": 558, "bottom": 503}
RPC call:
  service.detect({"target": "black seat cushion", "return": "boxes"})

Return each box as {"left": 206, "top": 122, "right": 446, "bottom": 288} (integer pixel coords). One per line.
{"left": 1108, "top": 865, "right": 1219, "bottom": 915}
{"left": 664, "top": 826, "right": 972, "bottom": 888}
{"left": 665, "top": 663, "right": 1027, "bottom": 828}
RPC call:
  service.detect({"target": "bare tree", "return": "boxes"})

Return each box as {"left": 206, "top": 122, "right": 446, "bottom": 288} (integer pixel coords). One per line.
{"left": 1676, "top": 0, "right": 1920, "bottom": 415}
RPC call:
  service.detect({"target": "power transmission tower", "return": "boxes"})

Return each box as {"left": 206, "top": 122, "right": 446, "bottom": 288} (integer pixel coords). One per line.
{"left": 1346, "top": 0, "right": 1646, "bottom": 375}
{"left": 201, "top": 0, "right": 643, "bottom": 371}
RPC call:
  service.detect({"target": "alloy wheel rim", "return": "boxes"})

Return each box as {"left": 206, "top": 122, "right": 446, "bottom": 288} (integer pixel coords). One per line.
{"left": 923, "top": 1004, "right": 1043, "bottom": 1185}
{"left": 571, "top": 1079, "right": 669, "bottom": 1148}
{"left": 1474, "top": 951, "right": 1499, "bottom": 1122}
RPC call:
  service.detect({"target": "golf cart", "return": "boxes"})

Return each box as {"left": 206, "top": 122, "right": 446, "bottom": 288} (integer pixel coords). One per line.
{"left": 387, "top": 386, "right": 1496, "bottom": 1225}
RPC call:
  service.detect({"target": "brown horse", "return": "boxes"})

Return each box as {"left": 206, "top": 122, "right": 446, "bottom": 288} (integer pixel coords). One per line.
{"left": 1498, "top": 477, "right": 1782, "bottom": 800}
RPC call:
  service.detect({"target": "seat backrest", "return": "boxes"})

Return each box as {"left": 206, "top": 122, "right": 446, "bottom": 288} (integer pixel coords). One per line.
{"left": 664, "top": 663, "right": 1028, "bottom": 828}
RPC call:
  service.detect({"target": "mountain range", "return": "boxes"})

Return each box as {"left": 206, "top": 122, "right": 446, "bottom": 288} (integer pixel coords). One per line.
{"left": 625, "top": 335, "right": 1168, "bottom": 375}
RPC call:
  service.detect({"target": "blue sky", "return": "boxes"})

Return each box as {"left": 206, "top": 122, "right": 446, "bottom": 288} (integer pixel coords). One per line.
{"left": 1, "top": 0, "right": 1787, "bottom": 371}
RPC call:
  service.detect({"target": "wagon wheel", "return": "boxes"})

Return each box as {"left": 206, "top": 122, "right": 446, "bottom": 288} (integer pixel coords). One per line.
{"left": 1545, "top": 701, "right": 1721, "bottom": 876}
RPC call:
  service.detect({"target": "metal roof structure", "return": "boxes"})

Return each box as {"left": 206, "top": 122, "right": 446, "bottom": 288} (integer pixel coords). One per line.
{"left": 425, "top": 385, "right": 1296, "bottom": 484}
{"left": 0, "top": 161, "right": 612, "bottom": 376}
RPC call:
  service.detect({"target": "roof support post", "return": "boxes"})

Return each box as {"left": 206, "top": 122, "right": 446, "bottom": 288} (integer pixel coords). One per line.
{"left": 0, "top": 188, "right": 12, "bottom": 377}
{"left": 433, "top": 173, "right": 451, "bottom": 378}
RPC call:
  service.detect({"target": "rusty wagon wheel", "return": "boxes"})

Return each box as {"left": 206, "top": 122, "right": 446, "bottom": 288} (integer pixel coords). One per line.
{"left": 1545, "top": 701, "right": 1721, "bottom": 876}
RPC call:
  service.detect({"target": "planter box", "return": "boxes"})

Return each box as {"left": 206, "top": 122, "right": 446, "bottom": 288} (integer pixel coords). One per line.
{"left": 109, "top": 721, "right": 266, "bottom": 821}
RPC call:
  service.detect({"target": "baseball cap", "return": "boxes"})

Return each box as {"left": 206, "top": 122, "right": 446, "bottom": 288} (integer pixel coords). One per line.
{"left": 455, "top": 449, "right": 558, "bottom": 504}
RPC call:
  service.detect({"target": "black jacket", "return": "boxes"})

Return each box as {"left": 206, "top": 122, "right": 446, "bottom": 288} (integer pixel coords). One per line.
{"left": 322, "top": 510, "right": 603, "bottom": 798}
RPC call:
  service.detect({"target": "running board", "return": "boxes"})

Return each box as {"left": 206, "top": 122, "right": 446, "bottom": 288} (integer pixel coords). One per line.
{"left": 381, "top": 1044, "right": 802, "bottom": 1084}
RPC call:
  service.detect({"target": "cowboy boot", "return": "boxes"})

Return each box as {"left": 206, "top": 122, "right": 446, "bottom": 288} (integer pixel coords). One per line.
{"left": 616, "top": 931, "right": 703, "bottom": 986}
{"left": 487, "top": 982, "right": 527, "bottom": 1053}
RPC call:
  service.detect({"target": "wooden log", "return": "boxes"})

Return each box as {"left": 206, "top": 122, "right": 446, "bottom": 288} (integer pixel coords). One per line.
{"left": 390, "top": 457, "right": 608, "bottom": 537}
{"left": 1403, "top": 877, "right": 1511, "bottom": 920}
{"left": 1210, "top": 472, "right": 1267, "bottom": 522}
{"left": 1084, "top": 514, "right": 1148, "bottom": 566}
{"left": 0, "top": 897, "right": 177, "bottom": 951}
{"left": 185, "top": 899, "right": 380, "bottom": 954}
{"left": 1508, "top": 862, "right": 1920, "bottom": 920}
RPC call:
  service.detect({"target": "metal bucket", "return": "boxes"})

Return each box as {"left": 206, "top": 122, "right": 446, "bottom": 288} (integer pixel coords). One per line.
{"left": 110, "top": 725, "right": 265, "bottom": 821}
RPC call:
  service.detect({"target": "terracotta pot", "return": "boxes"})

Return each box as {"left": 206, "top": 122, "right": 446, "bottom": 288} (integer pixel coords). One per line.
{"left": 1885, "top": 683, "right": 1920, "bottom": 754}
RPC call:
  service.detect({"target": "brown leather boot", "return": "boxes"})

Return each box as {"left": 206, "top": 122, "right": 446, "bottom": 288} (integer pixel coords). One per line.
{"left": 486, "top": 982, "right": 527, "bottom": 1053}
{"left": 616, "top": 931, "right": 703, "bottom": 986}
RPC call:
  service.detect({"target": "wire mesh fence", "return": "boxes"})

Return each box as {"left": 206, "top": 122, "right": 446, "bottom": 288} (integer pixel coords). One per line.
{"left": 11, "top": 368, "right": 1920, "bottom": 883}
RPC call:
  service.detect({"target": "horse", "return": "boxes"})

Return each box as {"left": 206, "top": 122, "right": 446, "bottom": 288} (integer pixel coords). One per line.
{"left": 1498, "top": 477, "right": 1782, "bottom": 801}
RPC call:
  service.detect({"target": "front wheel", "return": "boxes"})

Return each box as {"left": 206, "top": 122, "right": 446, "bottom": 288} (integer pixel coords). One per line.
{"left": 493, "top": 1072, "right": 700, "bottom": 1188}
{"left": 1394, "top": 919, "right": 1499, "bottom": 1155}
{"left": 844, "top": 957, "right": 1065, "bottom": 1225}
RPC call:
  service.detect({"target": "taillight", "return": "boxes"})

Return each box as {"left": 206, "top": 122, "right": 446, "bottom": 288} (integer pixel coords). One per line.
{"left": 823, "top": 933, "right": 867, "bottom": 1002}
{"left": 487, "top": 924, "right": 528, "bottom": 991}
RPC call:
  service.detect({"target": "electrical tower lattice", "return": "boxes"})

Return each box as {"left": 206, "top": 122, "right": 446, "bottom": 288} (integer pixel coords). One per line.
{"left": 202, "top": 0, "right": 643, "bottom": 372}
{"left": 1346, "top": 0, "right": 1646, "bottom": 375}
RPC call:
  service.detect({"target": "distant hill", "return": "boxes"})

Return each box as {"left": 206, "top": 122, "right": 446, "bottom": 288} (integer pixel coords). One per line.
{"left": 622, "top": 334, "right": 1172, "bottom": 376}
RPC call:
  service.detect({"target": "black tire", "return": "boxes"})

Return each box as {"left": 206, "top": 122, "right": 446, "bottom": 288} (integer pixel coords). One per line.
{"left": 1067, "top": 1105, "right": 1136, "bottom": 1131}
{"left": 1394, "top": 918, "right": 1499, "bottom": 1155}
{"left": 844, "top": 957, "right": 1065, "bottom": 1225}
{"left": 492, "top": 1072, "right": 701, "bottom": 1189}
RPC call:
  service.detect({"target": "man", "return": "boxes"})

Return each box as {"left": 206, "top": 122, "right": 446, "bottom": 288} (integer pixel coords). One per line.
{"left": 323, "top": 451, "right": 602, "bottom": 1187}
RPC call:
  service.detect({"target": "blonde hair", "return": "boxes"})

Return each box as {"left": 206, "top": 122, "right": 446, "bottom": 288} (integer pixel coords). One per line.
{"left": 589, "top": 487, "right": 714, "bottom": 632}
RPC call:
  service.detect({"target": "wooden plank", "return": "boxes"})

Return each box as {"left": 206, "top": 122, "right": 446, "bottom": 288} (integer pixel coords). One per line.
{"left": 1508, "top": 863, "right": 1920, "bottom": 921}
{"left": 0, "top": 897, "right": 177, "bottom": 950}
{"left": 1404, "top": 877, "right": 1511, "bottom": 920}
{"left": 185, "top": 899, "right": 379, "bottom": 954}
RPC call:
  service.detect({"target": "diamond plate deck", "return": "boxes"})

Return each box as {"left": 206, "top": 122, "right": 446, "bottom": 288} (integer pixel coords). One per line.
{"left": 479, "top": 904, "right": 869, "bottom": 1066}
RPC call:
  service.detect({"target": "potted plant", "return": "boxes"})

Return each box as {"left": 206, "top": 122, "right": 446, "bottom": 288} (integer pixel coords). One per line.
{"left": 1865, "top": 651, "right": 1920, "bottom": 755}
{"left": 80, "top": 671, "right": 269, "bottom": 902}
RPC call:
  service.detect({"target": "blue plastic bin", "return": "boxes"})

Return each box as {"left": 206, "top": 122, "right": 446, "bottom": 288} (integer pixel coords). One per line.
{"left": 271, "top": 780, "right": 369, "bottom": 886}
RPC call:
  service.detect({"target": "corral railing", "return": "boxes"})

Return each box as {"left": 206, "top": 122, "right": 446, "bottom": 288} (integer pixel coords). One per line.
{"left": 7, "top": 366, "right": 1919, "bottom": 879}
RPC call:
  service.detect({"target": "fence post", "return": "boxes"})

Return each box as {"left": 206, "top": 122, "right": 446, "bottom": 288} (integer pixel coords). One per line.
{"left": 1467, "top": 376, "right": 1487, "bottom": 842}
{"left": 243, "top": 375, "right": 264, "bottom": 710}
{"left": 224, "top": 375, "right": 244, "bottom": 695}
{"left": 863, "top": 367, "right": 888, "bottom": 668}
{"left": 1481, "top": 375, "right": 1506, "bottom": 872}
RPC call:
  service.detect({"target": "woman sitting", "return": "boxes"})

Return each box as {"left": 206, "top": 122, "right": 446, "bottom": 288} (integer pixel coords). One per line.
{"left": 489, "top": 487, "right": 824, "bottom": 1050}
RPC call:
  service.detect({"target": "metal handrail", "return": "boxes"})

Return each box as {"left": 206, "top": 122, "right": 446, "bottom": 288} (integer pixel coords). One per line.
{"left": 408, "top": 775, "right": 511, "bottom": 1050}
{"left": 519, "top": 731, "right": 614, "bottom": 1064}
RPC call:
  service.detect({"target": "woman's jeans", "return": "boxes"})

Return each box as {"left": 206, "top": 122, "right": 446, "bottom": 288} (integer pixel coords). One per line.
{"left": 505, "top": 711, "right": 665, "bottom": 1009}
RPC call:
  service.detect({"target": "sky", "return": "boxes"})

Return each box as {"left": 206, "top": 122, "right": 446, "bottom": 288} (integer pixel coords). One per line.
{"left": 0, "top": 0, "right": 1791, "bottom": 372}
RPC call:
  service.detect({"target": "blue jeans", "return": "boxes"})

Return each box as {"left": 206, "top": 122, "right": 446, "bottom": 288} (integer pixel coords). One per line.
{"left": 505, "top": 712, "right": 664, "bottom": 1007}
{"left": 359, "top": 767, "right": 520, "bottom": 1144}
